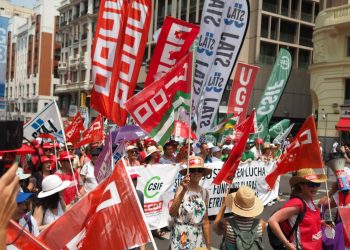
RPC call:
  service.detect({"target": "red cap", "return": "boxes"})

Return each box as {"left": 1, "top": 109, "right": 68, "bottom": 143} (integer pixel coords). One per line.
{"left": 58, "top": 151, "right": 75, "bottom": 161}
{"left": 42, "top": 142, "right": 54, "bottom": 149}
{"left": 130, "top": 174, "right": 140, "bottom": 180}
{"left": 255, "top": 138, "right": 264, "bottom": 144}
{"left": 41, "top": 156, "right": 52, "bottom": 163}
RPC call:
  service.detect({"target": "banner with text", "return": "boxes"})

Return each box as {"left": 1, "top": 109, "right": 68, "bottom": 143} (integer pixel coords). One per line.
{"left": 227, "top": 63, "right": 260, "bottom": 124}
{"left": 256, "top": 48, "right": 292, "bottom": 124}
{"left": 23, "top": 101, "right": 64, "bottom": 142}
{"left": 131, "top": 160, "right": 278, "bottom": 229}
{"left": 192, "top": 0, "right": 226, "bottom": 118}
{"left": 197, "top": 0, "right": 250, "bottom": 135}
{"left": 144, "top": 16, "right": 199, "bottom": 87}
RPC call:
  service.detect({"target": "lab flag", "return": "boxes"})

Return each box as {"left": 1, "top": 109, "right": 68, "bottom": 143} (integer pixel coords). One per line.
{"left": 39, "top": 159, "right": 151, "bottom": 249}
{"left": 23, "top": 101, "right": 65, "bottom": 143}
{"left": 265, "top": 115, "right": 322, "bottom": 189}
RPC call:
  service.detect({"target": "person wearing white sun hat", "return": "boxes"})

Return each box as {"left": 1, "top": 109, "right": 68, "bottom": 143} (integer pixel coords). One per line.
{"left": 33, "top": 175, "right": 70, "bottom": 232}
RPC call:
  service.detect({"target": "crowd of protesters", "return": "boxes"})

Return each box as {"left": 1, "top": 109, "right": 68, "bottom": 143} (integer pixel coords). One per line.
{"left": 0, "top": 133, "right": 350, "bottom": 250}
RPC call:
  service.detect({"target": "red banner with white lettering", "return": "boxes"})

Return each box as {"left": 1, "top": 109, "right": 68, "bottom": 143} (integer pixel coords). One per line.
{"left": 91, "top": 0, "right": 152, "bottom": 126}
{"left": 144, "top": 16, "right": 199, "bottom": 87}
{"left": 227, "top": 63, "right": 259, "bottom": 124}
{"left": 265, "top": 115, "right": 323, "bottom": 189}
{"left": 125, "top": 52, "right": 192, "bottom": 144}
{"left": 65, "top": 112, "right": 84, "bottom": 144}
{"left": 39, "top": 159, "right": 151, "bottom": 249}
{"left": 74, "top": 115, "right": 104, "bottom": 148}
{"left": 6, "top": 220, "right": 49, "bottom": 249}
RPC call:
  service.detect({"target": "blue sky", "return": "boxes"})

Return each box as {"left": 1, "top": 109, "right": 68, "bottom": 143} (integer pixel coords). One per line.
{"left": 10, "top": 0, "right": 36, "bottom": 8}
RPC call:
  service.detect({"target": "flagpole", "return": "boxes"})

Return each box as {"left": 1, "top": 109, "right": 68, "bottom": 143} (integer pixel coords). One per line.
{"left": 187, "top": 45, "right": 196, "bottom": 174}
{"left": 121, "top": 158, "right": 158, "bottom": 250}
{"left": 54, "top": 101, "right": 80, "bottom": 195}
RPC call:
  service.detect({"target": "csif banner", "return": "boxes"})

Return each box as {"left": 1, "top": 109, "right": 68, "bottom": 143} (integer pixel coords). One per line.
{"left": 91, "top": 0, "right": 152, "bottom": 126}
{"left": 23, "top": 101, "right": 65, "bottom": 143}
{"left": 144, "top": 16, "right": 199, "bottom": 87}
{"left": 197, "top": 0, "right": 250, "bottom": 136}
{"left": 256, "top": 48, "right": 292, "bottom": 124}
{"left": 227, "top": 63, "right": 260, "bottom": 124}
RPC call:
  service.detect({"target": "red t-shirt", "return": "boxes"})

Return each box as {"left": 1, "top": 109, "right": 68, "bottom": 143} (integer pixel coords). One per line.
{"left": 280, "top": 198, "right": 322, "bottom": 250}
{"left": 338, "top": 192, "right": 350, "bottom": 247}
{"left": 55, "top": 171, "right": 80, "bottom": 205}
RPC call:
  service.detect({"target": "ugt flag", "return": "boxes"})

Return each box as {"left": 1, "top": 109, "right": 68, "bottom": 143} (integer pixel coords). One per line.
{"left": 39, "top": 159, "right": 151, "bottom": 249}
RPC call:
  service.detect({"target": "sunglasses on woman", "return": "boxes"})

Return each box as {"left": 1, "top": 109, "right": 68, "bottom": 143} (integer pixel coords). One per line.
{"left": 189, "top": 168, "right": 204, "bottom": 174}
{"left": 306, "top": 182, "right": 321, "bottom": 188}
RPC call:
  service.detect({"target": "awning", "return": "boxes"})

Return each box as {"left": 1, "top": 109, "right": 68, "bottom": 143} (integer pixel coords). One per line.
{"left": 336, "top": 118, "right": 350, "bottom": 131}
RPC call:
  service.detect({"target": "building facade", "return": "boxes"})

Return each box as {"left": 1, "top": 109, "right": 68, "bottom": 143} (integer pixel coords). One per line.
{"left": 56, "top": 0, "right": 318, "bottom": 128}
{"left": 5, "top": 0, "right": 61, "bottom": 121}
{"left": 310, "top": 0, "right": 350, "bottom": 153}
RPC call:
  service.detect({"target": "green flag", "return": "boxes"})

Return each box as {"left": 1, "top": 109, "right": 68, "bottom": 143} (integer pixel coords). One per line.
{"left": 269, "top": 119, "right": 290, "bottom": 139}
{"left": 251, "top": 115, "right": 269, "bottom": 141}
{"left": 256, "top": 48, "right": 292, "bottom": 124}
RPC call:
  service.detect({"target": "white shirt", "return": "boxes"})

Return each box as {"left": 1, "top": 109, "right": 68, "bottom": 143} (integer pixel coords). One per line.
{"left": 250, "top": 146, "right": 262, "bottom": 160}
{"left": 19, "top": 214, "right": 40, "bottom": 236}
{"left": 80, "top": 161, "right": 98, "bottom": 193}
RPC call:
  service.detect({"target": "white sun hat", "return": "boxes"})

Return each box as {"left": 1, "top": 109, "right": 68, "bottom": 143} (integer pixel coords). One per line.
{"left": 16, "top": 168, "right": 31, "bottom": 180}
{"left": 38, "top": 175, "right": 71, "bottom": 198}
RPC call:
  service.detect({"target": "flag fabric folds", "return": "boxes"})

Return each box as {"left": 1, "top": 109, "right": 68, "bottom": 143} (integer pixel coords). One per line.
{"left": 91, "top": 0, "right": 152, "bottom": 126}
{"left": 125, "top": 52, "right": 192, "bottom": 145}
{"left": 75, "top": 115, "right": 104, "bottom": 148}
{"left": 65, "top": 112, "right": 84, "bottom": 144}
{"left": 213, "top": 109, "right": 255, "bottom": 185}
{"left": 265, "top": 115, "right": 323, "bottom": 189}
{"left": 39, "top": 159, "right": 151, "bottom": 249}
{"left": 144, "top": 16, "right": 199, "bottom": 87}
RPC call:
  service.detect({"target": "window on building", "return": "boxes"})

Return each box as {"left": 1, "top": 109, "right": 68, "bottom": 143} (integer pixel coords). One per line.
{"left": 33, "top": 102, "right": 38, "bottom": 113}
{"left": 281, "top": 0, "right": 289, "bottom": 16}
{"left": 347, "top": 37, "right": 350, "bottom": 57}
{"left": 291, "top": 0, "right": 299, "bottom": 18}
{"left": 261, "top": 15, "right": 269, "bottom": 38}
{"left": 26, "top": 103, "right": 31, "bottom": 113}
{"left": 27, "top": 84, "right": 29, "bottom": 97}
{"left": 301, "top": 1, "right": 313, "bottom": 22}
{"left": 300, "top": 25, "right": 313, "bottom": 47}
{"left": 299, "top": 49, "right": 311, "bottom": 70}
{"left": 33, "top": 83, "right": 36, "bottom": 96}
{"left": 259, "top": 42, "right": 277, "bottom": 65}
{"left": 345, "top": 79, "right": 350, "bottom": 103}
{"left": 280, "top": 20, "right": 297, "bottom": 44}
{"left": 262, "top": 0, "right": 278, "bottom": 14}
{"left": 23, "top": 103, "right": 26, "bottom": 112}
{"left": 271, "top": 17, "right": 278, "bottom": 40}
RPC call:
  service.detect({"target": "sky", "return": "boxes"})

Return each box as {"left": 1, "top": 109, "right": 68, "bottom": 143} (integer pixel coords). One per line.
{"left": 10, "top": 0, "right": 37, "bottom": 8}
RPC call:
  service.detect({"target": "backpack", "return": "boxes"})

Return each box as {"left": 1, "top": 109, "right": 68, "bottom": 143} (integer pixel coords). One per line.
{"left": 224, "top": 218, "right": 264, "bottom": 250}
{"left": 267, "top": 197, "right": 306, "bottom": 250}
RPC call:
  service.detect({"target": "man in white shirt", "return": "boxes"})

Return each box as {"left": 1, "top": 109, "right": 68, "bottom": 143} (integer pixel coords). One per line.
{"left": 80, "top": 148, "right": 100, "bottom": 194}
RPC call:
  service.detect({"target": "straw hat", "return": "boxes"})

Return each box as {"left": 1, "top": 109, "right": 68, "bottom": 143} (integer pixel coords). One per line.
{"left": 38, "top": 175, "right": 71, "bottom": 198}
{"left": 179, "top": 156, "right": 212, "bottom": 176}
{"left": 145, "top": 145, "right": 159, "bottom": 157}
{"left": 226, "top": 186, "right": 264, "bottom": 217}
{"left": 289, "top": 168, "right": 327, "bottom": 187}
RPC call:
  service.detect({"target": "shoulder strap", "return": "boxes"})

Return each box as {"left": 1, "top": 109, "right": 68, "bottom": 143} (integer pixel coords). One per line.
{"left": 286, "top": 196, "right": 306, "bottom": 239}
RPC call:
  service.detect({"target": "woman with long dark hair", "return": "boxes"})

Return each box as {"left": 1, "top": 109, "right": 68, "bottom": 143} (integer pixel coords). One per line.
{"left": 33, "top": 175, "right": 70, "bottom": 232}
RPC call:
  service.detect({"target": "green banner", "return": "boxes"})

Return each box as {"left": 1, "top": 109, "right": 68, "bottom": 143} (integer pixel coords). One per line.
{"left": 269, "top": 119, "right": 290, "bottom": 139}
{"left": 256, "top": 48, "right": 292, "bottom": 124}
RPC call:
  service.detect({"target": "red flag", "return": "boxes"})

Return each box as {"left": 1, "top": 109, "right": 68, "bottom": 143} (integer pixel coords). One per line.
{"left": 7, "top": 220, "right": 49, "bottom": 249}
{"left": 339, "top": 207, "right": 350, "bottom": 244}
{"left": 74, "top": 115, "right": 103, "bottom": 148}
{"left": 91, "top": 0, "right": 152, "bottom": 126}
{"left": 265, "top": 115, "right": 322, "bottom": 189}
{"left": 173, "top": 120, "right": 197, "bottom": 140}
{"left": 125, "top": 52, "right": 192, "bottom": 145}
{"left": 213, "top": 110, "right": 255, "bottom": 185}
{"left": 39, "top": 159, "right": 151, "bottom": 249}
{"left": 144, "top": 16, "right": 199, "bottom": 87}
{"left": 227, "top": 63, "right": 260, "bottom": 124}
{"left": 65, "top": 112, "right": 84, "bottom": 144}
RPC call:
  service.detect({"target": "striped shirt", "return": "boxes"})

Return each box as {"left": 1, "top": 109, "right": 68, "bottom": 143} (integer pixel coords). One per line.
{"left": 224, "top": 215, "right": 263, "bottom": 244}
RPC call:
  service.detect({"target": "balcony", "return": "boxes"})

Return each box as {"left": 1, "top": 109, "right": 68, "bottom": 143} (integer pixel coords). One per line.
{"left": 58, "top": 61, "right": 68, "bottom": 73}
